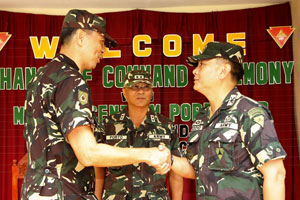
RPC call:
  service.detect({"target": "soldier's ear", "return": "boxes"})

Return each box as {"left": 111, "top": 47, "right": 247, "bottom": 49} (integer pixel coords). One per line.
{"left": 76, "top": 29, "right": 87, "bottom": 47}
{"left": 122, "top": 88, "right": 127, "bottom": 101}
{"left": 218, "top": 63, "right": 231, "bottom": 80}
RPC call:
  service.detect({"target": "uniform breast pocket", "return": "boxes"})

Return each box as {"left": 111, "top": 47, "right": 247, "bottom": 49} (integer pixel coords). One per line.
{"left": 207, "top": 130, "right": 239, "bottom": 171}
{"left": 105, "top": 135, "right": 128, "bottom": 147}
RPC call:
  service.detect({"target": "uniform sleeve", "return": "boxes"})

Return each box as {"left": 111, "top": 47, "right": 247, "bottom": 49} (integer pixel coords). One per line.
{"left": 55, "top": 75, "right": 94, "bottom": 138}
{"left": 184, "top": 130, "right": 200, "bottom": 168}
{"left": 95, "top": 117, "right": 107, "bottom": 143}
{"left": 170, "top": 123, "right": 182, "bottom": 157}
{"left": 241, "top": 106, "right": 287, "bottom": 169}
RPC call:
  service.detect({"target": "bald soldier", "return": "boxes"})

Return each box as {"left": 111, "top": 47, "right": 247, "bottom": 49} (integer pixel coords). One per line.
{"left": 170, "top": 42, "right": 287, "bottom": 200}
{"left": 21, "top": 9, "right": 170, "bottom": 199}
{"left": 95, "top": 70, "right": 183, "bottom": 200}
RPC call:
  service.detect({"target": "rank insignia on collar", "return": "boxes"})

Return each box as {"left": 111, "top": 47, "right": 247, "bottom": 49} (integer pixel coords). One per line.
{"left": 227, "top": 95, "right": 237, "bottom": 106}
{"left": 78, "top": 90, "right": 88, "bottom": 105}
{"left": 120, "top": 113, "right": 125, "bottom": 120}
{"left": 150, "top": 115, "right": 155, "bottom": 122}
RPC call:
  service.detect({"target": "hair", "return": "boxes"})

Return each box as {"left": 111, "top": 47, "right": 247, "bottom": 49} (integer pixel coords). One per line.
{"left": 217, "top": 57, "right": 244, "bottom": 83}
{"left": 230, "top": 61, "right": 244, "bottom": 82}
{"left": 59, "top": 27, "right": 78, "bottom": 45}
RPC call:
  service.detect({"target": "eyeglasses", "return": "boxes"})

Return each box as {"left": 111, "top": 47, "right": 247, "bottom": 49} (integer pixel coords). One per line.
{"left": 127, "top": 84, "right": 152, "bottom": 91}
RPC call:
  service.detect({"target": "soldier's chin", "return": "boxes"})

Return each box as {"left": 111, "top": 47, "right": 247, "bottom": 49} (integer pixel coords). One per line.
{"left": 193, "top": 85, "right": 198, "bottom": 91}
{"left": 193, "top": 85, "right": 202, "bottom": 93}
{"left": 93, "top": 63, "right": 99, "bottom": 69}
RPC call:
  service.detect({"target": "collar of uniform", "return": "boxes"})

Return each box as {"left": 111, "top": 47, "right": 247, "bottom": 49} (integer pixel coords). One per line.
{"left": 117, "top": 106, "right": 158, "bottom": 125}
{"left": 116, "top": 106, "right": 131, "bottom": 122}
{"left": 219, "top": 87, "right": 241, "bottom": 110}
{"left": 56, "top": 54, "right": 80, "bottom": 71}
{"left": 144, "top": 107, "right": 159, "bottom": 125}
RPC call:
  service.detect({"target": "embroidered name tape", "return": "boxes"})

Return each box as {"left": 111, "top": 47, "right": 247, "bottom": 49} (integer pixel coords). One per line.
{"left": 106, "top": 135, "right": 127, "bottom": 140}
{"left": 215, "top": 122, "right": 238, "bottom": 130}
{"left": 149, "top": 134, "right": 170, "bottom": 140}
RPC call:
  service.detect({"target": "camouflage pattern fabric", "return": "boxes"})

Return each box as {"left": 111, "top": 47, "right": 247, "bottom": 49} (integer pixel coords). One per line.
{"left": 123, "top": 70, "right": 153, "bottom": 88}
{"left": 21, "top": 54, "right": 97, "bottom": 200}
{"left": 95, "top": 107, "right": 182, "bottom": 200}
{"left": 185, "top": 87, "right": 287, "bottom": 200}
{"left": 186, "top": 42, "right": 244, "bottom": 67}
{"left": 62, "top": 9, "right": 117, "bottom": 48}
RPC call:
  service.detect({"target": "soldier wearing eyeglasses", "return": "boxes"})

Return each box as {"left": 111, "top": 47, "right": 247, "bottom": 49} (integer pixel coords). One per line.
{"left": 169, "top": 42, "right": 287, "bottom": 200}
{"left": 94, "top": 70, "right": 183, "bottom": 200}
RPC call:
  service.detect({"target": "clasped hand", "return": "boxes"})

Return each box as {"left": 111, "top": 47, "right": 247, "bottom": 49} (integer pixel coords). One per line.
{"left": 147, "top": 143, "right": 171, "bottom": 175}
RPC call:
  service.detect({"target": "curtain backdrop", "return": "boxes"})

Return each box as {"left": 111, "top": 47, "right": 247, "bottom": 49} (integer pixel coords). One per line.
{"left": 1, "top": 2, "right": 299, "bottom": 199}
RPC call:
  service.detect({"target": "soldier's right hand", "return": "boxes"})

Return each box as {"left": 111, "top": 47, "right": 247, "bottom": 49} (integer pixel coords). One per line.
{"left": 145, "top": 146, "right": 171, "bottom": 174}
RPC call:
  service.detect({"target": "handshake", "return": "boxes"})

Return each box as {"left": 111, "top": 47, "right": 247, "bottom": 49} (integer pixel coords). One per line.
{"left": 145, "top": 143, "right": 172, "bottom": 175}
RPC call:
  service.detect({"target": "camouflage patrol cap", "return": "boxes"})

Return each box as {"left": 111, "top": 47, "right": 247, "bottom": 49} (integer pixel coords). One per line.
{"left": 123, "top": 70, "right": 153, "bottom": 88}
{"left": 186, "top": 42, "right": 244, "bottom": 67}
{"left": 62, "top": 9, "right": 117, "bottom": 48}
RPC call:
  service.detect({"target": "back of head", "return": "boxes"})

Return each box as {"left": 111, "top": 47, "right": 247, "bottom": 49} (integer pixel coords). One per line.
{"left": 186, "top": 41, "right": 244, "bottom": 82}
{"left": 60, "top": 9, "right": 117, "bottom": 48}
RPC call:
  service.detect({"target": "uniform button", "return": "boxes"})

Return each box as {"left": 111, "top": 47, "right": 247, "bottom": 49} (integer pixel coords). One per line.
{"left": 45, "top": 168, "right": 50, "bottom": 174}
{"left": 276, "top": 148, "right": 281, "bottom": 153}
{"left": 188, "top": 150, "right": 194, "bottom": 160}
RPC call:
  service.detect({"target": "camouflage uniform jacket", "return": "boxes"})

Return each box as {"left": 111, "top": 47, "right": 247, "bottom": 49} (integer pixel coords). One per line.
{"left": 96, "top": 107, "right": 182, "bottom": 200}
{"left": 185, "top": 87, "right": 287, "bottom": 200}
{"left": 21, "top": 54, "right": 97, "bottom": 200}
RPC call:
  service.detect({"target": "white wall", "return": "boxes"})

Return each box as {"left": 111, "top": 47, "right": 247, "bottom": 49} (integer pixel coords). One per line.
{"left": 0, "top": 3, "right": 283, "bottom": 15}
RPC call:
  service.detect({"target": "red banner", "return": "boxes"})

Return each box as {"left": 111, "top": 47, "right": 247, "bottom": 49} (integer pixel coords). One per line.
{"left": 0, "top": 2, "right": 299, "bottom": 199}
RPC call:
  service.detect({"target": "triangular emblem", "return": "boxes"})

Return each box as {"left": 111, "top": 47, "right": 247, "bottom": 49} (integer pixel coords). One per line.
{"left": 267, "top": 26, "right": 295, "bottom": 48}
{"left": 0, "top": 32, "right": 12, "bottom": 52}
{"left": 216, "top": 147, "right": 224, "bottom": 160}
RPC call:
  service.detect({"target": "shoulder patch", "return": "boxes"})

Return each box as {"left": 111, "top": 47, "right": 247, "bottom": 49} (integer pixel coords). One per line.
{"left": 248, "top": 107, "right": 265, "bottom": 127}
{"left": 150, "top": 114, "right": 155, "bottom": 122}
{"left": 248, "top": 107, "right": 265, "bottom": 118}
{"left": 253, "top": 115, "right": 264, "bottom": 127}
{"left": 78, "top": 90, "right": 88, "bottom": 105}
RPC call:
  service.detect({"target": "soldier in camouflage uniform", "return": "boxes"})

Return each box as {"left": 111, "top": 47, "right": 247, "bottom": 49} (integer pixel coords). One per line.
{"left": 22, "top": 10, "right": 171, "bottom": 200}
{"left": 95, "top": 70, "right": 183, "bottom": 200}
{"left": 171, "top": 42, "right": 287, "bottom": 199}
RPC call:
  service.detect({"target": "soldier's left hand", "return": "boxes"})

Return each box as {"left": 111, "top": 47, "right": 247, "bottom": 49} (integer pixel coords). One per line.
{"left": 155, "top": 143, "right": 171, "bottom": 174}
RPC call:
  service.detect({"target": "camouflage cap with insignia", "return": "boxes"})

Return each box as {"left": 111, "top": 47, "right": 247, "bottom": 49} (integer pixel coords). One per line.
{"left": 62, "top": 9, "right": 117, "bottom": 48}
{"left": 186, "top": 42, "right": 244, "bottom": 67}
{"left": 123, "top": 70, "right": 153, "bottom": 88}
